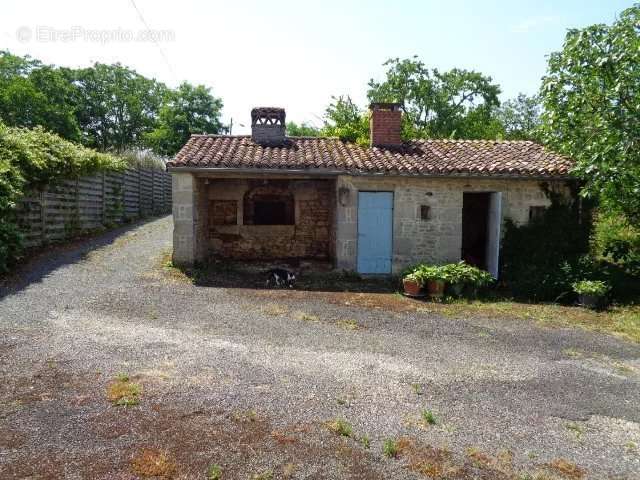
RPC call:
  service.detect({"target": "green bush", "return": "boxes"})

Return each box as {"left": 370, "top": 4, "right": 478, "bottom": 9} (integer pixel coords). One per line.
{"left": 592, "top": 211, "right": 640, "bottom": 276}
{"left": 0, "top": 122, "right": 124, "bottom": 272}
{"left": 501, "top": 194, "right": 592, "bottom": 301}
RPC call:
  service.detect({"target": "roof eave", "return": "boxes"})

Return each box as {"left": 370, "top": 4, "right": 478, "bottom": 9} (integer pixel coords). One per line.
{"left": 166, "top": 165, "right": 575, "bottom": 181}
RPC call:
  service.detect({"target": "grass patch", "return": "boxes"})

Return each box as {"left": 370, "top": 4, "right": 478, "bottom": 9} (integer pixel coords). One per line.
{"left": 336, "top": 319, "right": 360, "bottom": 330}
{"left": 293, "top": 311, "right": 319, "bottom": 322}
{"left": 131, "top": 448, "right": 176, "bottom": 478}
{"left": 436, "top": 300, "right": 640, "bottom": 343}
{"left": 206, "top": 464, "right": 222, "bottom": 480}
{"left": 546, "top": 458, "right": 586, "bottom": 479}
{"left": 326, "top": 419, "right": 353, "bottom": 437}
{"left": 159, "top": 251, "right": 193, "bottom": 284}
{"left": 411, "top": 383, "right": 423, "bottom": 395}
{"left": 107, "top": 375, "right": 141, "bottom": 406}
{"left": 360, "top": 435, "right": 370, "bottom": 449}
{"left": 262, "top": 304, "right": 289, "bottom": 316}
{"left": 421, "top": 409, "right": 437, "bottom": 425}
{"left": 383, "top": 438, "right": 399, "bottom": 458}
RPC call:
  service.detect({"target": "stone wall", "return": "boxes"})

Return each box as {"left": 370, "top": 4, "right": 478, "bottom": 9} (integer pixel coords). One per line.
{"left": 335, "top": 175, "right": 569, "bottom": 274}
{"left": 172, "top": 172, "right": 207, "bottom": 266}
{"left": 206, "top": 178, "right": 334, "bottom": 260}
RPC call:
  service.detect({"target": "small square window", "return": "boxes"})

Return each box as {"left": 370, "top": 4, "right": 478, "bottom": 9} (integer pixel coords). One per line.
{"left": 420, "top": 205, "right": 431, "bottom": 221}
{"left": 210, "top": 200, "right": 237, "bottom": 225}
{"left": 529, "top": 206, "right": 546, "bottom": 222}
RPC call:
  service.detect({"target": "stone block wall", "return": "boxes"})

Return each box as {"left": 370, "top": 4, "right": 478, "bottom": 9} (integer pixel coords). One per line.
{"left": 172, "top": 172, "right": 207, "bottom": 266}
{"left": 335, "top": 175, "right": 568, "bottom": 274}
{"left": 206, "top": 178, "right": 335, "bottom": 260}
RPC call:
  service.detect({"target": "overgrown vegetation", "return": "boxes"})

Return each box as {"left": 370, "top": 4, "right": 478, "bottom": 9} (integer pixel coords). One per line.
{"left": 0, "top": 122, "right": 124, "bottom": 272}
{"left": 501, "top": 185, "right": 639, "bottom": 304}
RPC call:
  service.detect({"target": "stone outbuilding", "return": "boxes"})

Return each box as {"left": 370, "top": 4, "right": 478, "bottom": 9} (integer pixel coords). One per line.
{"left": 167, "top": 105, "right": 574, "bottom": 276}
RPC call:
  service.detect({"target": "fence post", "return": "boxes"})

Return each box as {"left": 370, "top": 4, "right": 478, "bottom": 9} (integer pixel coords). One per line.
{"left": 138, "top": 168, "right": 142, "bottom": 219}
{"left": 101, "top": 172, "right": 106, "bottom": 226}
{"left": 152, "top": 169, "right": 156, "bottom": 215}
{"left": 40, "top": 187, "right": 46, "bottom": 247}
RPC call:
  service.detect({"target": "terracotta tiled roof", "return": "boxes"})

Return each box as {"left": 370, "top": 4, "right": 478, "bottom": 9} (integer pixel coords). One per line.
{"left": 167, "top": 135, "right": 573, "bottom": 178}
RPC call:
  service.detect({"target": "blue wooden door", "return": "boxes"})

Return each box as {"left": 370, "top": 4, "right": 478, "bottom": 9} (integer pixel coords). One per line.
{"left": 357, "top": 192, "right": 393, "bottom": 274}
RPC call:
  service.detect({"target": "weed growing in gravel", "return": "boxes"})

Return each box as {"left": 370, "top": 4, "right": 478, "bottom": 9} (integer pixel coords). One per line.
{"left": 263, "top": 304, "right": 289, "bottom": 316}
{"left": 336, "top": 397, "right": 347, "bottom": 406}
{"left": 252, "top": 469, "right": 274, "bottom": 480}
{"left": 565, "top": 422, "right": 584, "bottom": 440}
{"left": 411, "top": 383, "right": 423, "bottom": 395}
{"left": 326, "top": 419, "right": 353, "bottom": 437}
{"left": 336, "top": 319, "right": 360, "bottom": 330}
{"left": 206, "top": 464, "right": 222, "bottom": 480}
{"left": 383, "top": 439, "right": 399, "bottom": 458}
{"left": 360, "top": 435, "right": 370, "bottom": 449}
{"left": 131, "top": 448, "right": 176, "bottom": 478}
{"left": 107, "top": 375, "right": 141, "bottom": 406}
{"left": 564, "top": 348, "right": 584, "bottom": 359}
{"left": 625, "top": 441, "right": 637, "bottom": 451}
{"left": 421, "top": 409, "right": 437, "bottom": 425}
{"left": 294, "top": 311, "right": 319, "bottom": 322}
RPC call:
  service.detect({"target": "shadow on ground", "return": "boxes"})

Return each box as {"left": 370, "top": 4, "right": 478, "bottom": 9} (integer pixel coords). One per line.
{"left": 178, "top": 257, "right": 399, "bottom": 293}
{"left": 0, "top": 215, "right": 170, "bottom": 300}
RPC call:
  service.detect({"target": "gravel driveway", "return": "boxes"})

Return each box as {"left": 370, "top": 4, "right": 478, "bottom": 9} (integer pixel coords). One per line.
{"left": 1, "top": 216, "right": 639, "bottom": 479}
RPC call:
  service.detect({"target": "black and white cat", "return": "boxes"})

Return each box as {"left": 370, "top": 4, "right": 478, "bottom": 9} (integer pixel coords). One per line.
{"left": 265, "top": 268, "right": 296, "bottom": 288}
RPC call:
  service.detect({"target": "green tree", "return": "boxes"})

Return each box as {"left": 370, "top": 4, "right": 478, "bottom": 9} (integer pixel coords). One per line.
{"left": 145, "top": 82, "right": 223, "bottom": 156}
{"left": 496, "top": 93, "right": 541, "bottom": 141}
{"left": 540, "top": 4, "right": 640, "bottom": 221}
{"left": 0, "top": 51, "right": 80, "bottom": 141}
{"left": 286, "top": 121, "right": 320, "bottom": 137}
{"left": 367, "top": 57, "right": 502, "bottom": 139}
{"left": 321, "top": 95, "right": 369, "bottom": 145}
{"left": 73, "top": 63, "right": 167, "bottom": 152}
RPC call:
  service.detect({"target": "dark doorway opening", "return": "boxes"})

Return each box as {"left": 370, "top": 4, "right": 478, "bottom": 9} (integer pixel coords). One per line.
{"left": 462, "top": 193, "right": 490, "bottom": 270}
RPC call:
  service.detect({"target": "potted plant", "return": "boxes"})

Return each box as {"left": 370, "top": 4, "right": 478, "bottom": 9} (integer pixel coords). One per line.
{"left": 442, "top": 262, "right": 494, "bottom": 298}
{"left": 572, "top": 280, "right": 610, "bottom": 309}
{"left": 402, "top": 272, "right": 424, "bottom": 297}
{"left": 419, "top": 265, "right": 448, "bottom": 299}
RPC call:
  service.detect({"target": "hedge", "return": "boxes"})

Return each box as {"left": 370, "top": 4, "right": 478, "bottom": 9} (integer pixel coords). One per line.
{"left": 0, "top": 122, "right": 124, "bottom": 272}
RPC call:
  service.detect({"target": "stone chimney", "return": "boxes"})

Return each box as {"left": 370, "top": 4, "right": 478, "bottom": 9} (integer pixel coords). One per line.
{"left": 369, "top": 103, "right": 402, "bottom": 148}
{"left": 251, "top": 107, "right": 286, "bottom": 146}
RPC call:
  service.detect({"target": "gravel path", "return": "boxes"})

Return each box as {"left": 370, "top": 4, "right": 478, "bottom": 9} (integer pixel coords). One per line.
{"left": 1, "top": 216, "right": 639, "bottom": 479}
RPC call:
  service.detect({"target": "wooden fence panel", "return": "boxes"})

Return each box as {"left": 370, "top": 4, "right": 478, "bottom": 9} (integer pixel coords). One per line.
{"left": 15, "top": 168, "right": 171, "bottom": 248}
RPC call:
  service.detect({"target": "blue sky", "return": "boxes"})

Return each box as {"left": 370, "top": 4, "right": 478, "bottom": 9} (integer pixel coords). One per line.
{"left": 1, "top": 0, "right": 633, "bottom": 133}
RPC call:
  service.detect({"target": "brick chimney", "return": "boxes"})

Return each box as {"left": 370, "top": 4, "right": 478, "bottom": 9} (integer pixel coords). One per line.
{"left": 251, "top": 107, "right": 286, "bottom": 146}
{"left": 369, "top": 103, "right": 402, "bottom": 148}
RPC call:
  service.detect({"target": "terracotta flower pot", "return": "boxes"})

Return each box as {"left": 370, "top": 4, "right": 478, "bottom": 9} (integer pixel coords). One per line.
{"left": 426, "top": 279, "right": 445, "bottom": 298}
{"left": 403, "top": 278, "right": 423, "bottom": 297}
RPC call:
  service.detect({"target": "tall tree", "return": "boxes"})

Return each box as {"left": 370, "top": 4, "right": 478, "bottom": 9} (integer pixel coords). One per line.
{"left": 496, "top": 93, "right": 541, "bottom": 141}
{"left": 145, "top": 82, "right": 223, "bottom": 156}
{"left": 286, "top": 121, "right": 320, "bottom": 137}
{"left": 0, "top": 51, "right": 80, "bottom": 141}
{"left": 321, "top": 95, "right": 369, "bottom": 145}
{"left": 73, "top": 63, "right": 167, "bottom": 152}
{"left": 540, "top": 4, "right": 640, "bottom": 221}
{"left": 367, "top": 57, "right": 502, "bottom": 139}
